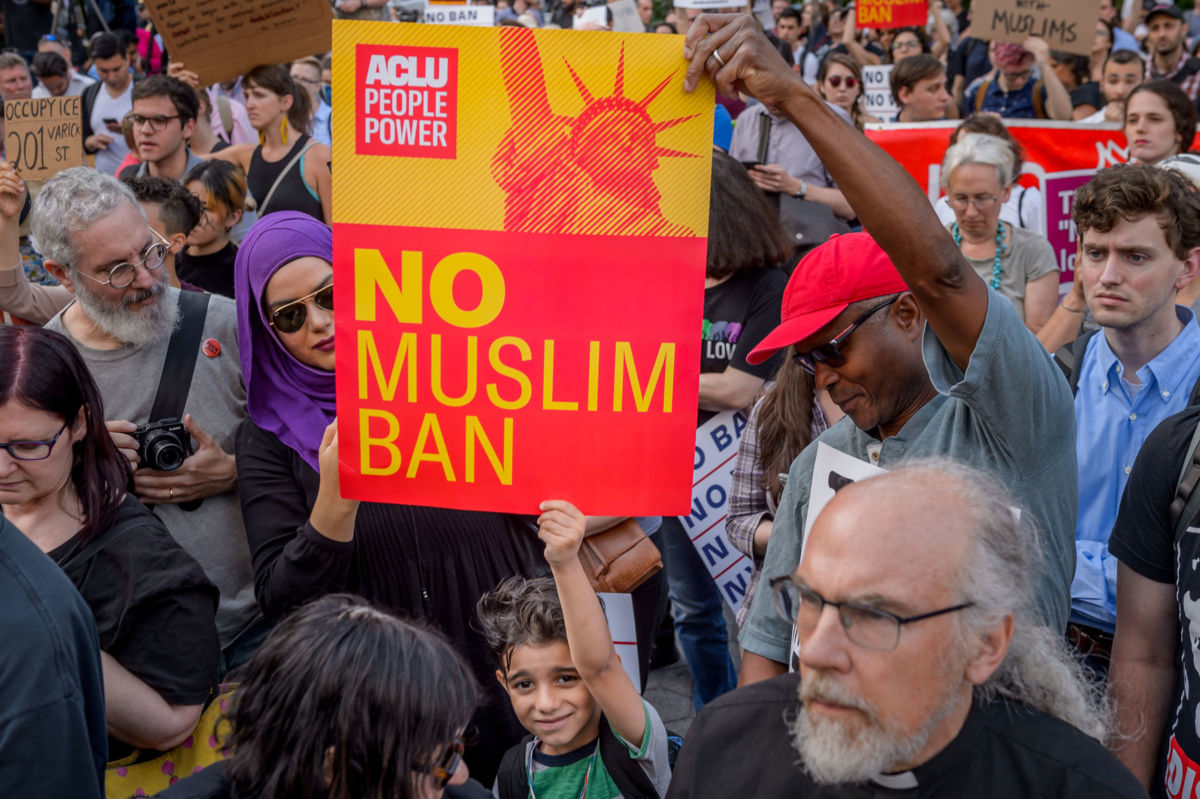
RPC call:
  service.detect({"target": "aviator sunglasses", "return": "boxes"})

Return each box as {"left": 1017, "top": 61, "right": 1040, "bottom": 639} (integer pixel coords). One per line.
{"left": 269, "top": 283, "right": 334, "bottom": 334}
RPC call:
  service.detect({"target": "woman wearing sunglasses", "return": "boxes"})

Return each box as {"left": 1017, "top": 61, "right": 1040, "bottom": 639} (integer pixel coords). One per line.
{"left": 158, "top": 593, "right": 491, "bottom": 799}
{"left": 0, "top": 326, "right": 220, "bottom": 759}
{"left": 815, "top": 53, "right": 879, "bottom": 132}
{"left": 231, "top": 212, "right": 543, "bottom": 783}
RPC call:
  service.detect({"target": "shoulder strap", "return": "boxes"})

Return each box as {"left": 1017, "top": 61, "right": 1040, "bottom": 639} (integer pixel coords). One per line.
{"left": 974, "top": 80, "right": 990, "bottom": 112}
{"left": 1171, "top": 419, "right": 1200, "bottom": 544}
{"left": 216, "top": 95, "right": 234, "bottom": 140}
{"left": 149, "top": 290, "right": 211, "bottom": 421}
{"left": 496, "top": 735, "right": 534, "bottom": 799}
{"left": 598, "top": 716, "right": 659, "bottom": 799}
{"left": 1032, "top": 78, "right": 1046, "bottom": 119}
{"left": 1052, "top": 328, "right": 1100, "bottom": 396}
{"left": 259, "top": 138, "right": 318, "bottom": 216}
{"left": 57, "top": 500, "right": 140, "bottom": 572}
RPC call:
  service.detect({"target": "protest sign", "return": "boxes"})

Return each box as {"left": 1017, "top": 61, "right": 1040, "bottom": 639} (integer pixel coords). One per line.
{"left": 971, "top": 0, "right": 1100, "bottom": 56}
{"left": 332, "top": 22, "right": 714, "bottom": 514}
{"left": 861, "top": 65, "right": 897, "bottom": 120}
{"left": 609, "top": 0, "right": 644, "bottom": 32}
{"left": 866, "top": 120, "right": 1126, "bottom": 284}
{"left": 575, "top": 5, "right": 609, "bottom": 28}
{"left": 679, "top": 409, "right": 753, "bottom": 614}
{"left": 4, "top": 97, "right": 81, "bottom": 180}
{"left": 144, "top": 0, "right": 333, "bottom": 87}
{"left": 424, "top": 3, "right": 496, "bottom": 25}
{"left": 599, "top": 592, "right": 641, "bottom": 691}
{"left": 857, "top": 0, "right": 927, "bottom": 28}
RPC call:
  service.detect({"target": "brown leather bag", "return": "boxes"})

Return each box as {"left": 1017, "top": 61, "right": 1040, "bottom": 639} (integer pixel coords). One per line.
{"left": 577, "top": 518, "right": 663, "bottom": 593}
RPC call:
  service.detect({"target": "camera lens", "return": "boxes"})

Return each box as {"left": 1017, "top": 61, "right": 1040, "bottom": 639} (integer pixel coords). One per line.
{"left": 146, "top": 436, "right": 186, "bottom": 471}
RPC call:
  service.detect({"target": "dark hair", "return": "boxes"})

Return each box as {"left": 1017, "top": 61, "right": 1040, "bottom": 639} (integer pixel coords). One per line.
{"left": 476, "top": 576, "right": 566, "bottom": 674}
{"left": 0, "top": 327, "right": 131, "bottom": 545}
{"left": 950, "top": 113, "right": 1026, "bottom": 174}
{"left": 1050, "top": 51, "right": 1090, "bottom": 88}
{"left": 224, "top": 594, "right": 477, "bottom": 799}
{"left": 756, "top": 347, "right": 817, "bottom": 502}
{"left": 817, "top": 52, "right": 867, "bottom": 130}
{"left": 1073, "top": 164, "right": 1200, "bottom": 259}
{"left": 1103, "top": 48, "right": 1144, "bottom": 72}
{"left": 1127, "top": 79, "right": 1196, "bottom": 153}
{"left": 778, "top": 7, "right": 802, "bottom": 23}
{"left": 707, "top": 150, "right": 793, "bottom": 279}
{"left": 132, "top": 74, "right": 199, "bottom": 124}
{"left": 30, "top": 51, "right": 68, "bottom": 80}
{"left": 122, "top": 175, "right": 203, "bottom": 237}
{"left": 90, "top": 32, "right": 124, "bottom": 62}
{"left": 656, "top": 21, "right": 678, "bottom": 33}
{"left": 184, "top": 159, "right": 248, "bottom": 219}
{"left": 889, "top": 53, "right": 944, "bottom": 106}
{"left": 887, "top": 26, "right": 929, "bottom": 63}
{"left": 244, "top": 64, "right": 312, "bottom": 135}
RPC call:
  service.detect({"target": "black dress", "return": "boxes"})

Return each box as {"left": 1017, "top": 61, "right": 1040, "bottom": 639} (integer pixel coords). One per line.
{"left": 234, "top": 419, "right": 546, "bottom": 785}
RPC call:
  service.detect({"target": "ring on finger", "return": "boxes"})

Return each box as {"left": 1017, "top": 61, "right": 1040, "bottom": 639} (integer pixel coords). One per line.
{"left": 169, "top": 487, "right": 174, "bottom": 500}
{"left": 709, "top": 49, "right": 726, "bottom": 68}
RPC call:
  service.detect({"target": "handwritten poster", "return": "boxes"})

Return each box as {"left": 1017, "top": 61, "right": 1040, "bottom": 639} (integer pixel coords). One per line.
{"left": 972, "top": 0, "right": 1101, "bottom": 56}
{"left": 332, "top": 22, "right": 714, "bottom": 513}
{"left": 4, "top": 97, "right": 82, "bottom": 180}
{"left": 143, "top": 0, "right": 334, "bottom": 87}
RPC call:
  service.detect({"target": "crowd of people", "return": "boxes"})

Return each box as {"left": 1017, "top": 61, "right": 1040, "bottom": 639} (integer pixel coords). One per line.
{"left": 3, "top": 0, "right": 1200, "bottom": 797}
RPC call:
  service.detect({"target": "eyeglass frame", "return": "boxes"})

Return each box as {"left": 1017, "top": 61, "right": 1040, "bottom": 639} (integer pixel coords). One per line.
{"left": 0, "top": 422, "right": 70, "bottom": 461}
{"left": 268, "top": 282, "right": 334, "bottom": 333}
{"left": 72, "top": 227, "right": 171, "bottom": 289}
{"left": 770, "top": 575, "right": 975, "bottom": 652}
{"left": 791, "top": 295, "right": 899, "bottom": 375}
{"left": 423, "top": 735, "right": 465, "bottom": 788}
{"left": 892, "top": 38, "right": 922, "bottom": 51}
{"left": 946, "top": 193, "right": 1002, "bottom": 212}
{"left": 127, "top": 112, "right": 182, "bottom": 132}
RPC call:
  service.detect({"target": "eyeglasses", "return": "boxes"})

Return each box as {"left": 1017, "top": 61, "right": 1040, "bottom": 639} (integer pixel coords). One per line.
{"left": 792, "top": 296, "right": 898, "bottom": 374}
{"left": 74, "top": 228, "right": 170, "bottom": 289}
{"left": 0, "top": 422, "right": 69, "bottom": 461}
{"left": 423, "top": 735, "right": 464, "bottom": 789}
{"left": 893, "top": 39, "right": 921, "bottom": 51}
{"left": 128, "top": 113, "right": 180, "bottom": 131}
{"left": 1002, "top": 68, "right": 1033, "bottom": 82}
{"left": 292, "top": 74, "right": 321, "bottom": 86}
{"left": 770, "top": 576, "right": 975, "bottom": 651}
{"left": 946, "top": 194, "right": 1001, "bottom": 212}
{"left": 826, "top": 75, "right": 858, "bottom": 89}
{"left": 269, "top": 283, "right": 334, "bottom": 334}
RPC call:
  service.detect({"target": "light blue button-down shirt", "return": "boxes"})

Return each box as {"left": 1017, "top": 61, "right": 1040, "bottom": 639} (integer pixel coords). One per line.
{"left": 1072, "top": 307, "right": 1200, "bottom": 631}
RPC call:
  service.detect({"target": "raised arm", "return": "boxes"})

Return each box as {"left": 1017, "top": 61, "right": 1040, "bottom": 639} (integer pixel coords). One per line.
{"left": 684, "top": 15, "right": 988, "bottom": 371}
{"left": 0, "top": 162, "right": 72, "bottom": 323}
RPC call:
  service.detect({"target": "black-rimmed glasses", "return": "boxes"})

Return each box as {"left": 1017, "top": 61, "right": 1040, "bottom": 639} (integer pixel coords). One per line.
{"left": 0, "top": 422, "right": 69, "bottom": 461}
{"left": 128, "top": 113, "right": 181, "bottom": 132}
{"left": 792, "top": 296, "right": 898, "bottom": 375}
{"left": 74, "top": 228, "right": 170, "bottom": 289}
{"left": 269, "top": 284, "right": 334, "bottom": 334}
{"left": 770, "top": 575, "right": 974, "bottom": 652}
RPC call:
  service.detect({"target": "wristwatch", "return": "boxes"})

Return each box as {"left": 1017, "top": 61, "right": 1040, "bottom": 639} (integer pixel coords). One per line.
{"left": 792, "top": 180, "right": 808, "bottom": 200}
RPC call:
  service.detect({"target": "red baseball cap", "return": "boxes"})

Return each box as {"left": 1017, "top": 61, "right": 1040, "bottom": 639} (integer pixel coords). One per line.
{"left": 747, "top": 233, "right": 910, "bottom": 365}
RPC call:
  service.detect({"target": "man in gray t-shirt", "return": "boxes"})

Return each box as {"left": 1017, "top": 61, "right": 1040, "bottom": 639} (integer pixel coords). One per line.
{"left": 33, "top": 168, "right": 258, "bottom": 655}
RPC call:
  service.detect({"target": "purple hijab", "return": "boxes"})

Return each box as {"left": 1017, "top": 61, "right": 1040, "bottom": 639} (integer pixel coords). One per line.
{"left": 234, "top": 211, "right": 335, "bottom": 471}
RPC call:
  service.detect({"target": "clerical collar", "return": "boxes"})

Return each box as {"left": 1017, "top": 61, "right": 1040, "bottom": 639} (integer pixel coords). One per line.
{"left": 867, "top": 698, "right": 983, "bottom": 791}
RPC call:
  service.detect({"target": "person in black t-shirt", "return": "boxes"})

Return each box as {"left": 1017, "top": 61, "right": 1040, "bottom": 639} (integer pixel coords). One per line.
{"left": 668, "top": 460, "right": 1143, "bottom": 798}
{"left": 179, "top": 159, "right": 244, "bottom": 299}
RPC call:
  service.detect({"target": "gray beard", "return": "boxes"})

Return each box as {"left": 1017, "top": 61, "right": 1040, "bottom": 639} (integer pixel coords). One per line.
{"left": 72, "top": 271, "right": 179, "bottom": 347}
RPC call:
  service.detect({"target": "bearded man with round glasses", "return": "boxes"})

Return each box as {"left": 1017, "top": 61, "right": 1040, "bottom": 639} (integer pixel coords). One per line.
{"left": 668, "top": 461, "right": 1143, "bottom": 797}
{"left": 35, "top": 167, "right": 262, "bottom": 675}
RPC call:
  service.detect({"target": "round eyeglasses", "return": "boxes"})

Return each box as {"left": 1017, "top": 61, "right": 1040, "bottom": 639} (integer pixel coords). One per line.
{"left": 74, "top": 228, "right": 170, "bottom": 289}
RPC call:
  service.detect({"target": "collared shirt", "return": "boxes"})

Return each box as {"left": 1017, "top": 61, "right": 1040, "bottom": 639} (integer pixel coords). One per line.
{"left": 1148, "top": 51, "right": 1200, "bottom": 100}
{"left": 1071, "top": 306, "right": 1200, "bottom": 630}
{"left": 728, "top": 102, "right": 853, "bottom": 188}
{"left": 122, "top": 147, "right": 205, "bottom": 182}
{"left": 972, "top": 78, "right": 1043, "bottom": 119}
{"left": 31, "top": 70, "right": 95, "bottom": 99}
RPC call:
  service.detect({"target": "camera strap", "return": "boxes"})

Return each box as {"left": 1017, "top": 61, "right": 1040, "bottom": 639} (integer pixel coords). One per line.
{"left": 149, "top": 290, "right": 212, "bottom": 422}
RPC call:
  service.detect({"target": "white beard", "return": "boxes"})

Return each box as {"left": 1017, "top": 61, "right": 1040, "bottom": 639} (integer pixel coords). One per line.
{"left": 73, "top": 270, "right": 179, "bottom": 347}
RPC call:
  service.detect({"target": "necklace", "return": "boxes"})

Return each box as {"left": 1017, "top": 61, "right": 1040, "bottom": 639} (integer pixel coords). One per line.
{"left": 953, "top": 221, "right": 1006, "bottom": 290}
{"left": 526, "top": 737, "right": 598, "bottom": 799}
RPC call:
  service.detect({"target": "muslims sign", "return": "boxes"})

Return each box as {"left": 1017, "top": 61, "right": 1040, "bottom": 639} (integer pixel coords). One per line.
{"left": 857, "top": 0, "right": 927, "bottom": 28}
{"left": 332, "top": 22, "right": 714, "bottom": 513}
{"left": 144, "top": 0, "right": 333, "bottom": 86}
{"left": 4, "top": 97, "right": 82, "bottom": 180}
{"left": 971, "top": 0, "right": 1101, "bottom": 56}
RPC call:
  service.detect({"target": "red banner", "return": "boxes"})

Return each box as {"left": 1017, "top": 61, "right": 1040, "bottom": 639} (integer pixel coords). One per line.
{"left": 857, "top": 0, "right": 928, "bottom": 29}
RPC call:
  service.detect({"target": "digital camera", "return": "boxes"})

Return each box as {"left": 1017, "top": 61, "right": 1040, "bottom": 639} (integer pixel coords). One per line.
{"left": 133, "top": 418, "right": 192, "bottom": 472}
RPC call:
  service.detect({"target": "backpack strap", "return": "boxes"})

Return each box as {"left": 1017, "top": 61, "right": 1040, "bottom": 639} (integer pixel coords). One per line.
{"left": 496, "top": 734, "right": 534, "bottom": 799}
{"left": 974, "top": 79, "right": 990, "bottom": 113}
{"left": 1052, "top": 328, "right": 1100, "bottom": 396}
{"left": 1032, "top": 78, "right": 1046, "bottom": 119}
{"left": 598, "top": 715, "right": 659, "bottom": 799}
{"left": 1171, "top": 418, "right": 1200, "bottom": 545}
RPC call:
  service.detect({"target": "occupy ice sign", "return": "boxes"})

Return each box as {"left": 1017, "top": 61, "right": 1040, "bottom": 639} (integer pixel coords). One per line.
{"left": 332, "top": 22, "right": 715, "bottom": 514}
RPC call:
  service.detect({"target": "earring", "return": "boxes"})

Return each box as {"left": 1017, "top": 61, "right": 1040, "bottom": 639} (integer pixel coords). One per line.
{"left": 281, "top": 117, "right": 289, "bottom": 145}
{"left": 259, "top": 130, "right": 266, "bottom": 147}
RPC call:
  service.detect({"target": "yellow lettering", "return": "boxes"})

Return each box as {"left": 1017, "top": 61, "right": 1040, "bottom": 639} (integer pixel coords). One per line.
{"left": 613, "top": 342, "right": 675, "bottom": 413}
{"left": 354, "top": 248, "right": 422, "bottom": 323}
{"left": 357, "top": 330, "right": 417, "bottom": 402}
{"left": 405, "top": 413, "right": 456, "bottom": 480}
{"left": 486, "top": 336, "right": 533, "bottom": 410}
{"left": 359, "top": 409, "right": 402, "bottom": 476}
{"left": 587, "top": 340, "right": 600, "bottom": 412}
{"left": 465, "top": 415, "right": 514, "bottom": 485}
{"left": 429, "top": 252, "right": 505, "bottom": 328}
{"left": 430, "top": 334, "right": 478, "bottom": 407}
{"left": 542, "top": 340, "right": 578, "bottom": 410}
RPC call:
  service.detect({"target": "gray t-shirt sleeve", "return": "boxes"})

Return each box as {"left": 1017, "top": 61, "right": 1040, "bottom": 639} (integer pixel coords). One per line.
{"left": 1013, "top": 229, "right": 1058, "bottom": 284}
{"left": 611, "top": 700, "right": 672, "bottom": 798}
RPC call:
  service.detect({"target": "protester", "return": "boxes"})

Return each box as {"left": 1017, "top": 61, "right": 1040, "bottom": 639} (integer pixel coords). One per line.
{"left": 29, "top": 51, "right": 74, "bottom": 97}
{"left": 289, "top": 56, "right": 331, "bottom": 148}
{"left": 0, "top": 514, "right": 106, "bottom": 799}
{"left": 478, "top": 502, "right": 671, "bottom": 798}
{"left": 668, "top": 460, "right": 1143, "bottom": 797}
{"left": 81, "top": 33, "right": 136, "bottom": 176}
{"left": 32, "top": 169, "right": 260, "bottom": 673}
{"left": 118, "top": 75, "right": 204, "bottom": 183}
{"left": 933, "top": 115, "right": 1043, "bottom": 233}
{"left": 1123, "top": 79, "right": 1195, "bottom": 165}
{"left": 890, "top": 54, "right": 952, "bottom": 122}
{"left": 178, "top": 160, "right": 245, "bottom": 298}
{"left": 681, "top": 15, "right": 1077, "bottom": 685}
{"left": 230, "top": 211, "right": 543, "bottom": 782}
{"left": 941, "top": 133, "right": 1059, "bottom": 332}
{"left": 34, "top": 33, "right": 94, "bottom": 96}
{"left": 0, "top": 52, "right": 32, "bottom": 102}
{"left": 215, "top": 65, "right": 332, "bottom": 224}
{"left": 1099, "top": 0, "right": 1142, "bottom": 52}
{"left": 968, "top": 39, "right": 1072, "bottom": 120}
{"left": 1144, "top": 4, "right": 1200, "bottom": 100}
{"left": 775, "top": 8, "right": 819, "bottom": 84}
{"left": 828, "top": 5, "right": 884, "bottom": 66}
{"left": 0, "top": 325, "right": 219, "bottom": 758}
{"left": 1079, "top": 50, "right": 1145, "bottom": 123}
{"left": 158, "top": 593, "right": 488, "bottom": 799}
{"left": 726, "top": 348, "right": 839, "bottom": 629}
{"left": 815, "top": 53, "right": 878, "bottom": 130}
{"left": 1049, "top": 50, "right": 1103, "bottom": 118}
{"left": 884, "top": 26, "right": 930, "bottom": 64}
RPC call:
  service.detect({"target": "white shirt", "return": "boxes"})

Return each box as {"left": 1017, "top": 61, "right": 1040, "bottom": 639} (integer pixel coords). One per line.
{"left": 31, "top": 70, "right": 95, "bottom": 99}
{"left": 89, "top": 82, "right": 133, "bottom": 175}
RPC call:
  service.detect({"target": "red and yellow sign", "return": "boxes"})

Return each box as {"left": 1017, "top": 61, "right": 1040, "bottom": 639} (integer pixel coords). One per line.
{"left": 857, "top": 0, "right": 927, "bottom": 29}
{"left": 332, "top": 22, "right": 714, "bottom": 514}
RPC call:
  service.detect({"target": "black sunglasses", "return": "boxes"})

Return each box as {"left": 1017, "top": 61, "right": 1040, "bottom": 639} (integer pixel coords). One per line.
{"left": 792, "top": 296, "right": 899, "bottom": 374}
{"left": 269, "top": 284, "right": 334, "bottom": 334}
{"left": 425, "top": 735, "right": 464, "bottom": 789}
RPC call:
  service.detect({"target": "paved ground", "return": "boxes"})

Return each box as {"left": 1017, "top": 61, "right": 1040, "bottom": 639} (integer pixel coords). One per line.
{"left": 643, "top": 605, "right": 741, "bottom": 736}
